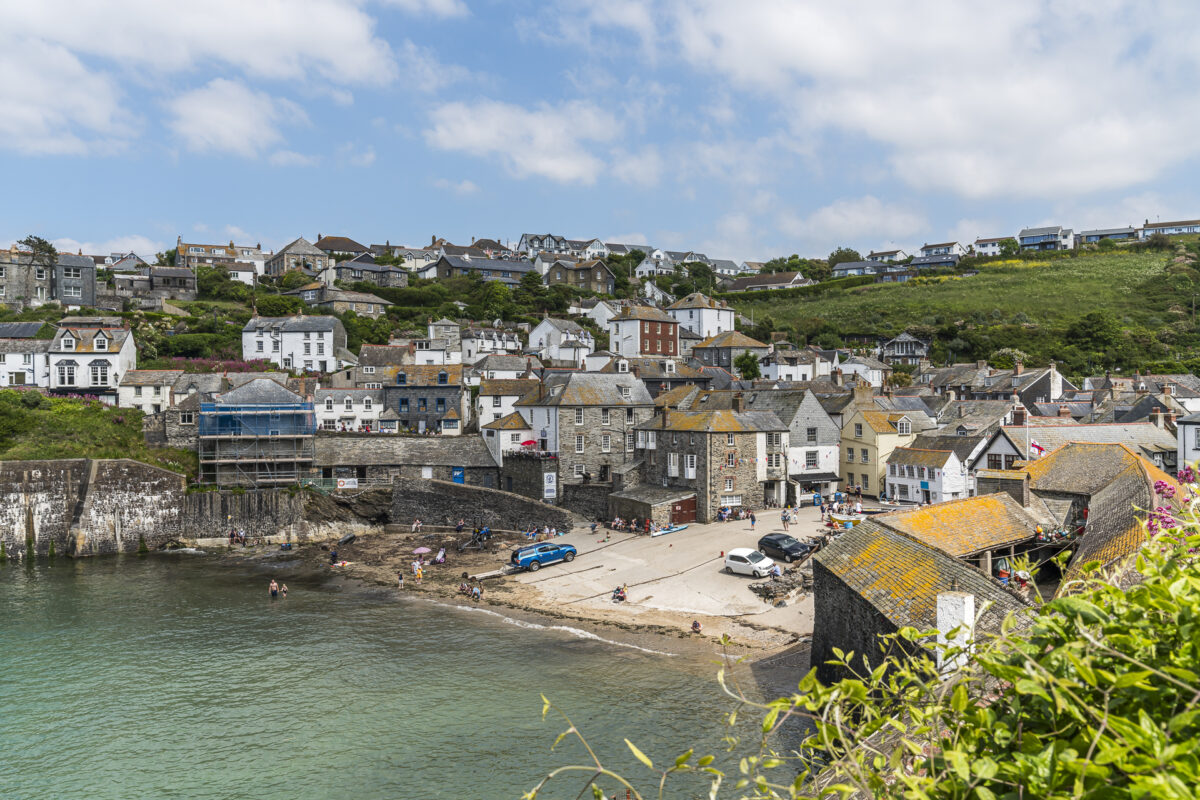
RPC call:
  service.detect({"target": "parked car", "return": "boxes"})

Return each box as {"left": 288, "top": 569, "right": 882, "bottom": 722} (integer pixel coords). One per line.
{"left": 756, "top": 533, "right": 815, "bottom": 564}
{"left": 723, "top": 547, "right": 776, "bottom": 578}
{"left": 510, "top": 542, "right": 577, "bottom": 572}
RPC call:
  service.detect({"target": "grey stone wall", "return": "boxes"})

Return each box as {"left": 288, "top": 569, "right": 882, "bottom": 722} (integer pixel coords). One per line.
{"left": 810, "top": 560, "right": 913, "bottom": 684}
{"left": 557, "top": 405, "right": 651, "bottom": 483}
{"left": 639, "top": 429, "right": 765, "bottom": 521}
{"left": 391, "top": 477, "right": 577, "bottom": 532}
{"left": 500, "top": 453, "right": 558, "bottom": 500}
{"left": 559, "top": 483, "right": 611, "bottom": 521}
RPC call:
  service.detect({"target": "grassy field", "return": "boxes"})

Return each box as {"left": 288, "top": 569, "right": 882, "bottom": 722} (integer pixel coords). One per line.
{"left": 732, "top": 250, "right": 1177, "bottom": 334}
{"left": 0, "top": 390, "right": 197, "bottom": 478}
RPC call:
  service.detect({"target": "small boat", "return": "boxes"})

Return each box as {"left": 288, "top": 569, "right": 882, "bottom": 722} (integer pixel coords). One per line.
{"left": 650, "top": 524, "right": 689, "bottom": 537}
{"left": 829, "top": 513, "right": 866, "bottom": 527}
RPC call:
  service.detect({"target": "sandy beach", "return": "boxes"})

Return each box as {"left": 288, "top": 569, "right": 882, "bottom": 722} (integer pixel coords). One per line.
{"left": 225, "top": 503, "right": 834, "bottom": 663}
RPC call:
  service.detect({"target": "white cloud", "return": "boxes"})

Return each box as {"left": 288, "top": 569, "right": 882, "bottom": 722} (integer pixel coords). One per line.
{"left": 269, "top": 150, "right": 321, "bottom": 167}
{"left": 424, "top": 99, "right": 616, "bottom": 183}
{"left": 562, "top": 0, "right": 1200, "bottom": 200}
{"left": 611, "top": 146, "right": 662, "bottom": 187}
{"left": 337, "top": 143, "right": 377, "bottom": 167}
{"left": 4, "top": 1, "right": 397, "bottom": 86}
{"left": 0, "top": 37, "right": 131, "bottom": 154}
{"left": 778, "top": 196, "right": 927, "bottom": 254}
{"left": 434, "top": 178, "right": 480, "bottom": 195}
{"left": 395, "top": 40, "right": 471, "bottom": 92}
{"left": 166, "top": 79, "right": 308, "bottom": 157}
{"left": 53, "top": 234, "right": 166, "bottom": 258}
{"left": 380, "top": 0, "right": 469, "bottom": 17}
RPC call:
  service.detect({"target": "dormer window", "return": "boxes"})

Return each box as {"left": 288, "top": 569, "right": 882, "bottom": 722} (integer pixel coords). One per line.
{"left": 344, "top": 398, "right": 354, "bottom": 411}
{"left": 437, "top": 371, "right": 448, "bottom": 385}
{"left": 617, "top": 360, "right": 629, "bottom": 373}
{"left": 94, "top": 336, "right": 108, "bottom": 351}
{"left": 897, "top": 419, "right": 911, "bottom": 435}
{"left": 62, "top": 336, "right": 75, "bottom": 351}
{"left": 363, "top": 398, "right": 372, "bottom": 411}
{"left": 398, "top": 373, "right": 407, "bottom": 385}
{"left": 325, "top": 398, "right": 334, "bottom": 411}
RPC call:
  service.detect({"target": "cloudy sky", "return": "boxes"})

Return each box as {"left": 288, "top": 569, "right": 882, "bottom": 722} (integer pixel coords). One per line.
{"left": 2, "top": 0, "right": 1199, "bottom": 261}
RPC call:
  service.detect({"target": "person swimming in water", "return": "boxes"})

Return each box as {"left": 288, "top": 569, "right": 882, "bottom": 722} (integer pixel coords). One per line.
{"left": 269, "top": 579, "right": 279, "bottom": 598}
{"left": 280, "top": 584, "right": 288, "bottom": 598}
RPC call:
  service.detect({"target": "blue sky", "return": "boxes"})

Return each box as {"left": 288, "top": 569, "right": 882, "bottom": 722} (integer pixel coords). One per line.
{"left": 3, "top": 1, "right": 1200, "bottom": 262}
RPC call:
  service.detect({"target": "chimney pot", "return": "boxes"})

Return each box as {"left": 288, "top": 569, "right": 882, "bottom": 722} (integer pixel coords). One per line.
{"left": 1013, "top": 405, "right": 1026, "bottom": 426}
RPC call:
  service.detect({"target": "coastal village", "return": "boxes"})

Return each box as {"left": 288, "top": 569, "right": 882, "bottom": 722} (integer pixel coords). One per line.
{"left": 0, "top": 221, "right": 1195, "bottom": 660}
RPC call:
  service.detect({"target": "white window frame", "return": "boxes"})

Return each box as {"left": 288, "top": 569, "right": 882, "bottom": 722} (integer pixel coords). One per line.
{"left": 685, "top": 453, "right": 697, "bottom": 479}
{"left": 575, "top": 407, "right": 584, "bottom": 425}
{"left": 575, "top": 434, "right": 584, "bottom": 453}
{"left": 668, "top": 453, "right": 679, "bottom": 477}
{"left": 601, "top": 434, "right": 611, "bottom": 453}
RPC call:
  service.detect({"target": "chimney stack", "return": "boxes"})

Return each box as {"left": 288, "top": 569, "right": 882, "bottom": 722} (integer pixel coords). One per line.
{"left": 1150, "top": 407, "right": 1164, "bottom": 429}
{"left": 937, "top": 592, "right": 975, "bottom": 674}
{"left": 661, "top": 408, "right": 669, "bottom": 429}
{"left": 1013, "top": 405, "right": 1026, "bottom": 426}
{"left": 1163, "top": 383, "right": 1173, "bottom": 396}
{"left": 1058, "top": 404, "right": 1072, "bottom": 417}
{"left": 732, "top": 392, "right": 745, "bottom": 413}
{"left": 1014, "top": 359, "right": 1024, "bottom": 376}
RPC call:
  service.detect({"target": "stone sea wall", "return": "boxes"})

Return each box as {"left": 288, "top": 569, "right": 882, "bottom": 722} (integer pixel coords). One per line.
{"left": 0, "top": 458, "right": 584, "bottom": 559}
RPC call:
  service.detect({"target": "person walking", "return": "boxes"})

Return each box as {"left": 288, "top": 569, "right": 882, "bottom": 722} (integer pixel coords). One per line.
{"left": 269, "top": 579, "right": 279, "bottom": 598}
{"left": 749, "top": 511, "right": 756, "bottom": 529}
{"left": 398, "top": 571, "right": 405, "bottom": 590}
{"left": 781, "top": 509, "right": 790, "bottom": 532}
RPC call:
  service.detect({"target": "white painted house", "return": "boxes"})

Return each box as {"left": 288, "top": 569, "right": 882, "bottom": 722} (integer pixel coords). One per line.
{"left": 884, "top": 448, "right": 968, "bottom": 504}
{"left": 1176, "top": 412, "right": 1200, "bottom": 473}
{"left": 665, "top": 292, "right": 735, "bottom": 338}
{"left": 241, "top": 316, "right": 350, "bottom": 373}
{"left": 973, "top": 236, "right": 1010, "bottom": 257}
{"left": 0, "top": 339, "right": 50, "bottom": 388}
{"left": 529, "top": 318, "right": 595, "bottom": 366}
{"left": 919, "top": 242, "right": 968, "bottom": 257}
{"left": 48, "top": 318, "right": 138, "bottom": 404}
{"left": 315, "top": 387, "right": 393, "bottom": 432}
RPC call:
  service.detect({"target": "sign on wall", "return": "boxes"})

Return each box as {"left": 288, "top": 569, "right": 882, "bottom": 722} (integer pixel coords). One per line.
{"left": 543, "top": 472, "right": 557, "bottom": 499}
{"left": 336, "top": 478, "right": 358, "bottom": 489}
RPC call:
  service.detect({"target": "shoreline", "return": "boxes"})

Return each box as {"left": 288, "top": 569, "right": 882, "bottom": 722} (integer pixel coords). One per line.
{"left": 203, "top": 525, "right": 815, "bottom": 671}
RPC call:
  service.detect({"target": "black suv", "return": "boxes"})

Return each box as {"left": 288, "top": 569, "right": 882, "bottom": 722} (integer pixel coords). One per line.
{"left": 756, "top": 533, "right": 815, "bottom": 564}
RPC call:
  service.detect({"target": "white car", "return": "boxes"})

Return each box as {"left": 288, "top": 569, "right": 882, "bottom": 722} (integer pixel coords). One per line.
{"left": 724, "top": 547, "right": 776, "bottom": 578}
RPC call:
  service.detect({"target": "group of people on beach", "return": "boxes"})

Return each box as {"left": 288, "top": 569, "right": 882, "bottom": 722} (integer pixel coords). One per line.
{"left": 524, "top": 524, "right": 561, "bottom": 539}
{"left": 606, "top": 516, "right": 674, "bottom": 534}
{"left": 820, "top": 499, "right": 863, "bottom": 520}
{"left": 715, "top": 507, "right": 756, "bottom": 525}
{"left": 229, "top": 529, "right": 249, "bottom": 547}
{"left": 268, "top": 579, "right": 288, "bottom": 598}
{"left": 458, "top": 581, "right": 483, "bottom": 601}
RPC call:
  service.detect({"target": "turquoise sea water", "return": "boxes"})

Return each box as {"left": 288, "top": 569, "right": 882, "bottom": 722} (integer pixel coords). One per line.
{"left": 0, "top": 555, "right": 759, "bottom": 800}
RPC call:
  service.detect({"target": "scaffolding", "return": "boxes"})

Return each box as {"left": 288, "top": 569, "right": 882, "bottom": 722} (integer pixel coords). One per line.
{"left": 198, "top": 401, "right": 316, "bottom": 487}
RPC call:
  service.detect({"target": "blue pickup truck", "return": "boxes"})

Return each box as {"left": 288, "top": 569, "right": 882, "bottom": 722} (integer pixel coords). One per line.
{"left": 510, "top": 542, "right": 577, "bottom": 572}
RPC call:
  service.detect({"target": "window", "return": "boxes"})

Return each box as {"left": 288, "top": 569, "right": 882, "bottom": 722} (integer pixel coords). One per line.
{"left": 806, "top": 427, "right": 817, "bottom": 444}
{"left": 726, "top": 453, "right": 735, "bottom": 467}
{"left": 91, "top": 364, "right": 109, "bottom": 385}
{"left": 643, "top": 322, "right": 649, "bottom": 333}
{"left": 574, "top": 464, "right": 585, "bottom": 478}
{"left": 726, "top": 432, "right": 735, "bottom": 446}
{"left": 63, "top": 267, "right": 82, "bottom": 279}
{"left": 510, "top": 433, "right": 521, "bottom": 444}
{"left": 417, "top": 398, "right": 427, "bottom": 411}
{"left": 617, "top": 360, "right": 629, "bottom": 373}
{"left": 364, "top": 383, "right": 382, "bottom": 389}
{"left": 180, "top": 412, "right": 195, "bottom": 425}
{"left": 344, "top": 398, "right": 354, "bottom": 411}
{"left": 626, "top": 431, "right": 635, "bottom": 451}
{"left": 898, "top": 483, "right": 909, "bottom": 499}
{"left": 919, "top": 466, "right": 926, "bottom": 479}
{"left": 63, "top": 285, "right": 82, "bottom": 299}
{"left": 861, "top": 474, "right": 868, "bottom": 489}
{"left": 575, "top": 407, "right": 584, "bottom": 425}
{"left": 491, "top": 396, "right": 501, "bottom": 407}
{"left": 846, "top": 449, "right": 855, "bottom": 462}
{"left": 805, "top": 451, "right": 818, "bottom": 469}
{"left": 575, "top": 434, "right": 585, "bottom": 453}
{"left": 619, "top": 387, "right": 631, "bottom": 399}
{"left": 767, "top": 432, "right": 782, "bottom": 449}
{"left": 667, "top": 341, "right": 674, "bottom": 354}
{"left": 860, "top": 448, "right": 869, "bottom": 463}
{"left": 272, "top": 339, "right": 280, "bottom": 352}
{"left": 1004, "top": 454, "right": 1017, "bottom": 469}
{"left": 134, "top": 386, "right": 143, "bottom": 397}
{"left": 685, "top": 454, "right": 697, "bottom": 479}
{"left": 767, "top": 453, "right": 783, "bottom": 469}
{"left": 437, "top": 372, "right": 448, "bottom": 385}
{"left": 35, "top": 267, "right": 46, "bottom": 280}
{"left": 399, "top": 398, "right": 409, "bottom": 412}
{"left": 601, "top": 408, "right": 610, "bottom": 426}
{"left": 601, "top": 434, "right": 611, "bottom": 452}
{"left": 853, "top": 423, "right": 862, "bottom": 438}
{"left": 363, "top": 366, "right": 375, "bottom": 374}
{"left": 398, "top": 373, "right": 407, "bottom": 385}
{"left": 725, "top": 478, "right": 734, "bottom": 492}
{"left": 436, "top": 398, "right": 445, "bottom": 413}
{"left": 256, "top": 340, "right": 264, "bottom": 353}
{"left": 987, "top": 454, "right": 1002, "bottom": 469}
{"left": 889, "top": 463, "right": 896, "bottom": 476}
{"left": 325, "top": 398, "right": 334, "bottom": 411}
{"left": 897, "top": 420, "right": 910, "bottom": 435}
{"left": 61, "top": 336, "right": 75, "bottom": 351}
{"left": 317, "top": 342, "right": 325, "bottom": 355}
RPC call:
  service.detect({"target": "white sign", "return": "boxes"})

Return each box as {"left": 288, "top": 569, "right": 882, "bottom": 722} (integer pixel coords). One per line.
{"left": 336, "top": 478, "right": 358, "bottom": 489}
{"left": 543, "top": 472, "right": 557, "bottom": 499}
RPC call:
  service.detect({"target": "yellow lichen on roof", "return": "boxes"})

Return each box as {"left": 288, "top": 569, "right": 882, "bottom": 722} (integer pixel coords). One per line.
{"left": 880, "top": 493, "right": 1038, "bottom": 557}
{"left": 889, "top": 447, "right": 954, "bottom": 467}
{"left": 482, "top": 412, "right": 530, "bottom": 430}
{"left": 695, "top": 330, "right": 768, "bottom": 349}
{"left": 859, "top": 410, "right": 899, "bottom": 433}
{"left": 655, "top": 384, "right": 696, "bottom": 408}
{"left": 649, "top": 409, "right": 781, "bottom": 432}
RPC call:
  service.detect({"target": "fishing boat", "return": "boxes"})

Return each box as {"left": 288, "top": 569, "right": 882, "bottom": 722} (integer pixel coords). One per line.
{"left": 829, "top": 512, "right": 866, "bottom": 527}
{"left": 650, "top": 524, "right": 689, "bottom": 537}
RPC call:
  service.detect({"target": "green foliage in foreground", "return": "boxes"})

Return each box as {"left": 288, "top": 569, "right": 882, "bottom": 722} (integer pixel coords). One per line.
{"left": 531, "top": 525, "right": 1200, "bottom": 798}
{"left": 0, "top": 390, "right": 196, "bottom": 478}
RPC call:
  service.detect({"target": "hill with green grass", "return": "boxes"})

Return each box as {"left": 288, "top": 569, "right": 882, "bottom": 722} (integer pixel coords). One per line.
{"left": 729, "top": 244, "right": 1200, "bottom": 376}
{"left": 0, "top": 390, "right": 196, "bottom": 477}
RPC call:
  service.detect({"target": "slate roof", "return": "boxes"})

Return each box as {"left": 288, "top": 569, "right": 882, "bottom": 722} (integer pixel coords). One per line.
{"left": 887, "top": 447, "right": 956, "bottom": 468}
{"left": 597, "top": 358, "right": 707, "bottom": 380}
{"left": 358, "top": 345, "right": 410, "bottom": 367}
{"left": 694, "top": 331, "right": 768, "bottom": 350}
{"left": 0, "top": 322, "right": 47, "bottom": 338}
{"left": 315, "top": 387, "right": 385, "bottom": 404}
{"left": 843, "top": 354, "right": 889, "bottom": 370}
{"left": 478, "top": 378, "right": 540, "bottom": 398}
{"left": 314, "top": 235, "right": 368, "bottom": 253}
{"left": 274, "top": 237, "right": 326, "bottom": 258}
{"left": 536, "top": 317, "right": 586, "bottom": 334}
{"left": 815, "top": 520, "right": 1030, "bottom": 630}
{"left": 725, "top": 271, "right": 810, "bottom": 291}
{"left": 654, "top": 384, "right": 701, "bottom": 409}
{"left": 634, "top": 409, "right": 786, "bottom": 433}
{"left": 119, "top": 369, "right": 184, "bottom": 387}
{"left": 313, "top": 435, "right": 498, "bottom": 468}
{"left": 997, "top": 422, "right": 1176, "bottom": 460}
{"left": 611, "top": 306, "right": 676, "bottom": 323}
{"left": 0, "top": 339, "right": 51, "bottom": 354}
{"left": 911, "top": 254, "right": 960, "bottom": 268}
{"left": 876, "top": 493, "right": 1040, "bottom": 557}
{"left": 242, "top": 315, "right": 338, "bottom": 333}
{"left": 215, "top": 378, "right": 305, "bottom": 405}
{"left": 608, "top": 484, "right": 697, "bottom": 506}
{"left": 474, "top": 354, "right": 542, "bottom": 373}
{"left": 394, "top": 364, "right": 464, "bottom": 386}
{"left": 515, "top": 373, "right": 653, "bottom": 407}
{"left": 174, "top": 373, "right": 227, "bottom": 396}
{"left": 481, "top": 411, "right": 532, "bottom": 431}
{"left": 909, "top": 433, "right": 987, "bottom": 462}
{"left": 666, "top": 292, "right": 727, "bottom": 311}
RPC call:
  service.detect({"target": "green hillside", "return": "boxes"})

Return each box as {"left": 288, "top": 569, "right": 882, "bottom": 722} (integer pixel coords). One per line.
{"left": 730, "top": 248, "right": 1200, "bottom": 375}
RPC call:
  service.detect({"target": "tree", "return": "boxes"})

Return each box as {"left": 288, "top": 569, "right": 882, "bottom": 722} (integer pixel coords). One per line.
{"left": 155, "top": 248, "right": 177, "bottom": 266}
{"left": 733, "top": 350, "right": 761, "bottom": 380}
{"left": 1068, "top": 311, "right": 1120, "bottom": 349}
{"left": 998, "top": 237, "right": 1020, "bottom": 256}
{"left": 19, "top": 235, "right": 57, "bottom": 271}
{"left": 827, "top": 246, "right": 862, "bottom": 268}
